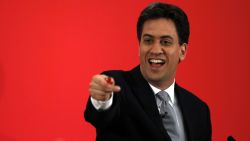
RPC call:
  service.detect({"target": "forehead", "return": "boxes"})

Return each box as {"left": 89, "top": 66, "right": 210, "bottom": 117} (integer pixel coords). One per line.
{"left": 142, "top": 18, "right": 178, "bottom": 39}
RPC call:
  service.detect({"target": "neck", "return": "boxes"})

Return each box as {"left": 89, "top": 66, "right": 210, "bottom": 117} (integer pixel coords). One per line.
{"left": 148, "top": 78, "right": 175, "bottom": 91}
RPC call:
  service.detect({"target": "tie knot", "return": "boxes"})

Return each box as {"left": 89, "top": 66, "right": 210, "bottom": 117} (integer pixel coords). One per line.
{"left": 157, "top": 91, "right": 170, "bottom": 102}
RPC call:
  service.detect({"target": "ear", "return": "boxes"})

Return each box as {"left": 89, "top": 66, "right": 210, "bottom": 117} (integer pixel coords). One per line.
{"left": 179, "top": 43, "right": 188, "bottom": 63}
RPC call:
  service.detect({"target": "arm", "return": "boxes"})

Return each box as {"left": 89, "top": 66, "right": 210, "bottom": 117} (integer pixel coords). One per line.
{"left": 84, "top": 74, "right": 121, "bottom": 128}
{"left": 90, "top": 93, "right": 114, "bottom": 110}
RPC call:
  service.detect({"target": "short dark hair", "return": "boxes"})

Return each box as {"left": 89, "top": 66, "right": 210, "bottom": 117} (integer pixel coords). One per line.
{"left": 137, "top": 2, "right": 190, "bottom": 45}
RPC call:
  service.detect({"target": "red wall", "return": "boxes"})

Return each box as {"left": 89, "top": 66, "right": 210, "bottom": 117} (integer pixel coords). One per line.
{"left": 0, "top": 0, "right": 250, "bottom": 140}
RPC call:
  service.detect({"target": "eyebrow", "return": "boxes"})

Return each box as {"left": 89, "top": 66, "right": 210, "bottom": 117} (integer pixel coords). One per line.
{"left": 142, "top": 34, "right": 173, "bottom": 40}
{"left": 142, "top": 34, "right": 154, "bottom": 38}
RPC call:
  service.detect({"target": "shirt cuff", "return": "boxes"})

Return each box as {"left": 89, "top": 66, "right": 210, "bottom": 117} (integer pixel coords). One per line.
{"left": 90, "top": 93, "right": 113, "bottom": 110}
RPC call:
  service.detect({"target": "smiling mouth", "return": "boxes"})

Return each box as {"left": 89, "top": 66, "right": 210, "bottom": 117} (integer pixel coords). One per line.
{"left": 148, "top": 58, "right": 166, "bottom": 65}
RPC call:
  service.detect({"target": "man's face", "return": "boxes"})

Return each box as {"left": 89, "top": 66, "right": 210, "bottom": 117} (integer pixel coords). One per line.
{"left": 139, "top": 18, "right": 187, "bottom": 89}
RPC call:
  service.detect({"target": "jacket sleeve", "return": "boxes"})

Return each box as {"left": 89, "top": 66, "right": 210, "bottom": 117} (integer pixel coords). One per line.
{"left": 84, "top": 71, "right": 123, "bottom": 129}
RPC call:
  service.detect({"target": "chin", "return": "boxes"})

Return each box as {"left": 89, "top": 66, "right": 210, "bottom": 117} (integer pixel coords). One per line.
{"left": 146, "top": 74, "right": 163, "bottom": 83}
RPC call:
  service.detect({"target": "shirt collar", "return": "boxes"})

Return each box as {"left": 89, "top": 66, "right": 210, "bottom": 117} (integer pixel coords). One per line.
{"left": 148, "top": 80, "right": 176, "bottom": 104}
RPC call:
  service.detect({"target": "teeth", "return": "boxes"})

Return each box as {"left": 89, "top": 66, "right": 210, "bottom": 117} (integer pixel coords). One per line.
{"left": 149, "top": 59, "right": 165, "bottom": 64}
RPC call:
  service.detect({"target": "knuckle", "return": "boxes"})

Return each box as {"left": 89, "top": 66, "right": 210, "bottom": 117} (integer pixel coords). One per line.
{"left": 89, "top": 82, "right": 93, "bottom": 87}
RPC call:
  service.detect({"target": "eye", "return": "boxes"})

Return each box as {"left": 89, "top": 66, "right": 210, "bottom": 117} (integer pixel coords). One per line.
{"left": 143, "top": 38, "right": 153, "bottom": 45}
{"left": 160, "top": 39, "right": 172, "bottom": 46}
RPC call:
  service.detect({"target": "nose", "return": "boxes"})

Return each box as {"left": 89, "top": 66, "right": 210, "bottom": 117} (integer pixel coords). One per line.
{"left": 150, "top": 42, "right": 163, "bottom": 55}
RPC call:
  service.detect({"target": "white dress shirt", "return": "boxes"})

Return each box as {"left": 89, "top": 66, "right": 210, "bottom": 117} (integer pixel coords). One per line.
{"left": 90, "top": 93, "right": 114, "bottom": 110}
{"left": 148, "top": 80, "right": 176, "bottom": 107}
{"left": 90, "top": 80, "right": 176, "bottom": 110}
{"left": 90, "top": 80, "right": 187, "bottom": 141}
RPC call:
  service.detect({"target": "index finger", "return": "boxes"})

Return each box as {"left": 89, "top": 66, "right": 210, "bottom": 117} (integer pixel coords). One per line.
{"left": 92, "top": 74, "right": 121, "bottom": 92}
{"left": 105, "top": 77, "right": 113, "bottom": 85}
{"left": 92, "top": 75, "right": 113, "bottom": 89}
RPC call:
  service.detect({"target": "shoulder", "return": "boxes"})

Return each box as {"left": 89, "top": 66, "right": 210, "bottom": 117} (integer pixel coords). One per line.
{"left": 175, "top": 84, "right": 209, "bottom": 109}
{"left": 101, "top": 66, "right": 140, "bottom": 82}
{"left": 101, "top": 69, "right": 129, "bottom": 82}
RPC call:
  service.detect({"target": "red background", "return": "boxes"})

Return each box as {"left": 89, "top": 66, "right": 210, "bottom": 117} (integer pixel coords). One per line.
{"left": 1, "top": 0, "right": 250, "bottom": 141}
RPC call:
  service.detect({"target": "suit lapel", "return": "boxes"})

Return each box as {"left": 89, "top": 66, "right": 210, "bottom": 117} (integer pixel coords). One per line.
{"left": 175, "top": 84, "right": 195, "bottom": 141}
{"left": 128, "top": 66, "right": 169, "bottom": 139}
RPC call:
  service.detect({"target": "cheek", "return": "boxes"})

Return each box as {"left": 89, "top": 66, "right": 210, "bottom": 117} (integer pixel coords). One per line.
{"left": 139, "top": 50, "right": 149, "bottom": 66}
{"left": 170, "top": 48, "right": 180, "bottom": 56}
{"left": 139, "top": 48, "right": 147, "bottom": 58}
{"left": 166, "top": 51, "right": 180, "bottom": 64}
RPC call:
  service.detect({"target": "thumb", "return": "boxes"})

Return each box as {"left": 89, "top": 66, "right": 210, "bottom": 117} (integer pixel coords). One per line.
{"left": 111, "top": 85, "right": 121, "bottom": 92}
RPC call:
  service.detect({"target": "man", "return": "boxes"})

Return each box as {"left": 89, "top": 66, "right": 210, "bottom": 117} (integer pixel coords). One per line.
{"left": 84, "top": 2, "right": 212, "bottom": 141}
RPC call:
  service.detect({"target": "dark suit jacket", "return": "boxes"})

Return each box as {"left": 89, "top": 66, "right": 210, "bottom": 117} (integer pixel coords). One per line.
{"left": 84, "top": 66, "right": 212, "bottom": 141}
